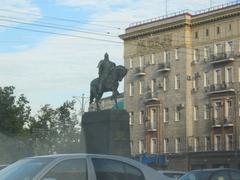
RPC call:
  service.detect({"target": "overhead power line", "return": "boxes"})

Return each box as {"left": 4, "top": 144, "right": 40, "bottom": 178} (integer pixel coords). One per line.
{"left": 0, "top": 17, "right": 118, "bottom": 38}
{"left": 0, "top": 24, "right": 122, "bottom": 44}
{"left": 0, "top": 15, "right": 120, "bottom": 36}
{"left": 0, "top": 8, "right": 123, "bottom": 30}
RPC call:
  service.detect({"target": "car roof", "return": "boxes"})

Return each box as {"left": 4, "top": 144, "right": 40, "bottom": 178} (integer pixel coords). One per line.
{"left": 27, "top": 153, "right": 133, "bottom": 160}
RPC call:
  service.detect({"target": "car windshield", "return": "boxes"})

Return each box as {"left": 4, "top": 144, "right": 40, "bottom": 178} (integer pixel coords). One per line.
{"left": 0, "top": 157, "right": 54, "bottom": 180}
{"left": 180, "top": 171, "right": 211, "bottom": 180}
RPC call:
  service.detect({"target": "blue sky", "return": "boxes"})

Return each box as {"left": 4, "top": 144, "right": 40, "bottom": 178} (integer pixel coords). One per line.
{"left": 0, "top": 0, "right": 232, "bottom": 114}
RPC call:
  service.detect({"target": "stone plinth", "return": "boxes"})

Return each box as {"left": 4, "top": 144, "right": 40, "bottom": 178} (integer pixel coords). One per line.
{"left": 81, "top": 109, "right": 130, "bottom": 157}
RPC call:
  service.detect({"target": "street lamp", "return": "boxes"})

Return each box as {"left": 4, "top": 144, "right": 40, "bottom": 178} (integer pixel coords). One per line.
{"left": 73, "top": 94, "right": 89, "bottom": 116}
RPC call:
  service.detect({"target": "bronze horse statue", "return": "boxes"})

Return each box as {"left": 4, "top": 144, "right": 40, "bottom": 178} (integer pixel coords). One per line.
{"left": 89, "top": 65, "right": 127, "bottom": 110}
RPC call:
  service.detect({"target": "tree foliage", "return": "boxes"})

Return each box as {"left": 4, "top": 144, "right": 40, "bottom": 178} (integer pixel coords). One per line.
{"left": 0, "top": 86, "right": 82, "bottom": 163}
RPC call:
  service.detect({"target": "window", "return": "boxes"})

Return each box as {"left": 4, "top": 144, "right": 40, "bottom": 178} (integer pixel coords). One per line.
{"left": 204, "top": 104, "right": 209, "bottom": 120}
{"left": 204, "top": 46, "right": 210, "bottom": 60}
{"left": 175, "top": 48, "right": 179, "bottom": 60}
{"left": 225, "top": 134, "right": 233, "bottom": 151}
{"left": 139, "top": 111, "right": 144, "bottom": 124}
{"left": 239, "top": 67, "right": 240, "bottom": 82}
{"left": 195, "top": 31, "right": 198, "bottom": 39}
{"left": 224, "top": 99, "right": 232, "bottom": 119}
{"left": 214, "top": 135, "right": 221, "bottom": 151}
{"left": 205, "top": 136, "right": 210, "bottom": 151}
{"left": 203, "top": 72, "right": 208, "bottom": 87}
{"left": 138, "top": 81, "right": 143, "bottom": 95}
{"left": 151, "top": 53, "right": 155, "bottom": 64}
{"left": 193, "top": 49, "right": 200, "bottom": 62}
{"left": 163, "top": 107, "right": 169, "bottom": 123}
{"left": 164, "top": 51, "right": 170, "bottom": 64}
{"left": 163, "top": 77, "right": 167, "bottom": 91}
{"left": 163, "top": 138, "right": 169, "bottom": 153}
{"left": 42, "top": 159, "right": 87, "bottom": 180}
{"left": 225, "top": 67, "right": 233, "bottom": 83}
{"left": 229, "top": 24, "right": 232, "bottom": 31}
{"left": 214, "top": 69, "right": 222, "bottom": 84}
{"left": 193, "top": 106, "right": 198, "bottom": 121}
{"left": 129, "top": 58, "right": 133, "bottom": 68}
{"left": 150, "top": 108, "right": 157, "bottom": 129}
{"left": 130, "top": 141, "right": 133, "bottom": 153}
{"left": 239, "top": 101, "right": 240, "bottom": 117}
{"left": 151, "top": 79, "right": 156, "bottom": 93}
{"left": 175, "top": 74, "right": 180, "bottom": 89}
{"left": 227, "top": 41, "right": 234, "bottom": 53}
{"left": 175, "top": 138, "right": 180, "bottom": 153}
{"left": 139, "top": 56, "right": 144, "bottom": 67}
{"left": 175, "top": 106, "right": 181, "bottom": 121}
{"left": 92, "top": 158, "right": 145, "bottom": 180}
{"left": 138, "top": 140, "right": 144, "bottom": 154}
{"left": 214, "top": 101, "right": 222, "bottom": 120}
{"left": 129, "top": 112, "right": 134, "bottom": 125}
{"left": 216, "top": 43, "right": 224, "bottom": 54}
{"left": 217, "top": 26, "right": 220, "bottom": 34}
{"left": 206, "top": 29, "right": 209, "bottom": 36}
{"left": 150, "top": 138, "right": 157, "bottom": 154}
{"left": 129, "top": 83, "right": 133, "bottom": 96}
{"left": 193, "top": 137, "right": 199, "bottom": 152}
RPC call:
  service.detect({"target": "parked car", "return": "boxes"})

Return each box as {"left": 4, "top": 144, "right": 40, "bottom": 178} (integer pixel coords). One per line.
{"left": 158, "top": 170, "right": 185, "bottom": 179}
{"left": 0, "top": 153, "right": 171, "bottom": 180}
{"left": 0, "top": 165, "right": 8, "bottom": 170}
{"left": 179, "top": 168, "right": 240, "bottom": 180}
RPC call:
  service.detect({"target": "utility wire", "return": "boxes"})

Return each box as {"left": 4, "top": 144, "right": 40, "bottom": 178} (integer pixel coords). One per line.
{"left": 0, "top": 15, "right": 120, "bottom": 36}
{"left": 0, "top": 8, "right": 123, "bottom": 30}
{"left": 0, "top": 24, "right": 122, "bottom": 44}
{"left": 0, "top": 18, "right": 118, "bottom": 38}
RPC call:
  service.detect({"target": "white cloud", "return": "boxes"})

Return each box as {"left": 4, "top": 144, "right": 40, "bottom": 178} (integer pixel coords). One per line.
{"left": 0, "top": 0, "right": 41, "bottom": 28}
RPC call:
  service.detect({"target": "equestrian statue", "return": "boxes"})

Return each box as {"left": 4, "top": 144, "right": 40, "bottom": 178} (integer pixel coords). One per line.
{"left": 89, "top": 53, "right": 128, "bottom": 110}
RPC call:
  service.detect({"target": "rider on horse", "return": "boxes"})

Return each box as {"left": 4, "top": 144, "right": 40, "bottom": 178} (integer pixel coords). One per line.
{"left": 97, "top": 53, "right": 116, "bottom": 92}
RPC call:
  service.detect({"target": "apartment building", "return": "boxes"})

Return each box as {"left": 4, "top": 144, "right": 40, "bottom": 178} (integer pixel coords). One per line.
{"left": 120, "top": 1, "right": 240, "bottom": 170}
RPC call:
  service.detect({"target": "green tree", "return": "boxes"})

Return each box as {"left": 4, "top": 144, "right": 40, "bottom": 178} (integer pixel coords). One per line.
{"left": 0, "top": 86, "right": 33, "bottom": 163}
{"left": 55, "top": 101, "right": 81, "bottom": 153}
{"left": 29, "top": 104, "right": 58, "bottom": 155}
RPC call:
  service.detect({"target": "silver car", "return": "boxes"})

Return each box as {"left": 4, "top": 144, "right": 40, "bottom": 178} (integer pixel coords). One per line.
{"left": 0, "top": 154, "right": 170, "bottom": 180}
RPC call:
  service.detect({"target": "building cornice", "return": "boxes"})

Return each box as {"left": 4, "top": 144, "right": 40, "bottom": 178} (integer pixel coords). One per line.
{"left": 120, "top": 3, "right": 240, "bottom": 41}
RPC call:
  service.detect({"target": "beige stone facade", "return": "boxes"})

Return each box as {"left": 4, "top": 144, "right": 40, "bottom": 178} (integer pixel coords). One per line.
{"left": 120, "top": 2, "right": 240, "bottom": 169}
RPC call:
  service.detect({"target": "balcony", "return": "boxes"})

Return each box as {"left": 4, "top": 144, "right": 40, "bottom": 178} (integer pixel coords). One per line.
{"left": 135, "top": 67, "right": 146, "bottom": 76}
{"left": 209, "top": 52, "right": 235, "bottom": 65}
{"left": 145, "top": 120, "right": 157, "bottom": 131}
{"left": 156, "top": 62, "right": 170, "bottom": 73}
{"left": 144, "top": 91, "right": 159, "bottom": 103}
{"left": 212, "top": 118, "right": 222, "bottom": 127}
{"left": 206, "top": 83, "right": 235, "bottom": 95}
{"left": 212, "top": 118, "right": 234, "bottom": 127}
{"left": 223, "top": 118, "right": 234, "bottom": 127}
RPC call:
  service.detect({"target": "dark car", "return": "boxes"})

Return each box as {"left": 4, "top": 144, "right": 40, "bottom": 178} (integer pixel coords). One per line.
{"left": 180, "top": 168, "right": 240, "bottom": 180}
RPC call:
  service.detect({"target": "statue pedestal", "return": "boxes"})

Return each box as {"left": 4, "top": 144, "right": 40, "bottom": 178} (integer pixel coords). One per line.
{"left": 81, "top": 110, "right": 130, "bottom": 157}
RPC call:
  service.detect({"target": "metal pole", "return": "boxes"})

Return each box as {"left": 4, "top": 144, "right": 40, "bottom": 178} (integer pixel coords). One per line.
{"left": 81, "top": 94, "right": 85, "bottom": 115}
